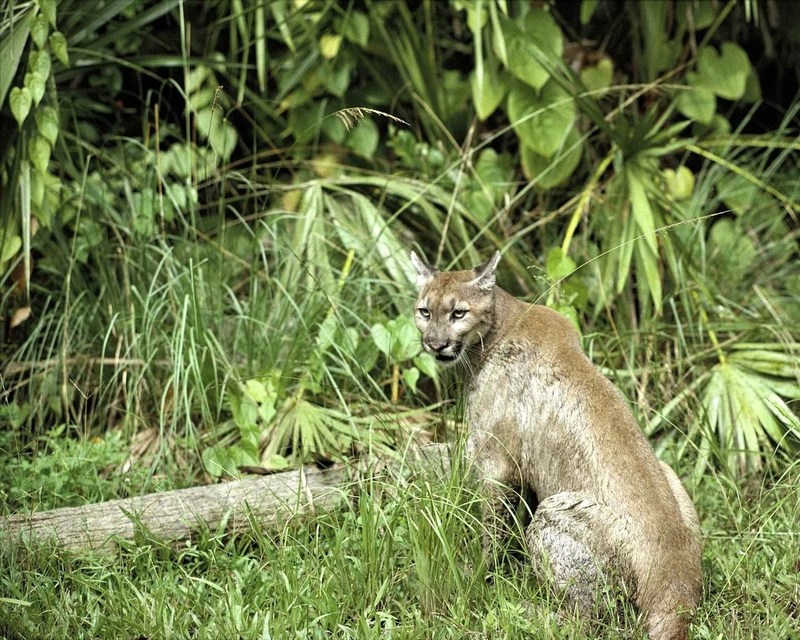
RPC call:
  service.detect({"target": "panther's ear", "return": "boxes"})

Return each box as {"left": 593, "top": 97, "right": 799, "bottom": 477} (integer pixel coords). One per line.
{"left": 471, "top": 251, "right": 501, "bottom": 291}
{"left": 410, "top": 251, "right": 436, "bottom": 288}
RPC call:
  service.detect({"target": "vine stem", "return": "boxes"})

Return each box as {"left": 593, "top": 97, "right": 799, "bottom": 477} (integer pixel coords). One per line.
{"left": 561, "top": 148, "right": 615, "bottom": 255}
{"left": 391, "top": 363, "right": 400, "bottom": 405}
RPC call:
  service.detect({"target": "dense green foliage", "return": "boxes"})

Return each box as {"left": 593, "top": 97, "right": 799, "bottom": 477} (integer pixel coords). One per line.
{"left": 1, "top": 0, "right": 797, "bottom": 479}
{"left": 0, "top": 0, "right": 799, "bottom": 635}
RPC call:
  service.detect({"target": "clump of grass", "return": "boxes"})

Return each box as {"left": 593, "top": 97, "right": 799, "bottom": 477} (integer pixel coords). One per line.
{"left": 0, "top": 425, "right": 168, "bottom": 513}
{"left": 697, "top": 461, "right": 800, "bottom": 638}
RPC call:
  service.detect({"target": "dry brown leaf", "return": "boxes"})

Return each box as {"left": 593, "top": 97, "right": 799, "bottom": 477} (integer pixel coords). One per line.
{"left": 10, "top": 306, "right": 31, "bottom": 329}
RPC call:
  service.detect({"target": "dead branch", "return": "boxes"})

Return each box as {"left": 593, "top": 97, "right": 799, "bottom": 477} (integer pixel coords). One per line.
{"left": 0, "top": 443, "right": 452, "bottom": 551}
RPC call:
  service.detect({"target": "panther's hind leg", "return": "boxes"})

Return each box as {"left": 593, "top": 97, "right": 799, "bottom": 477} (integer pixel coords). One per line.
{"left": 526, "top": 492, "right": 628, "bottom": 617}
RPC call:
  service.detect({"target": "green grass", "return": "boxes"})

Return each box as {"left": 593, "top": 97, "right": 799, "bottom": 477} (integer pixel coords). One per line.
{"left": 1, "top": 454, "right": 797, "bottom": 639}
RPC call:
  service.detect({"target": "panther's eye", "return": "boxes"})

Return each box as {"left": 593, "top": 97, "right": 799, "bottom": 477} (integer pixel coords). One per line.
{"left": 451, "top": 309, "right": 468, "bottom": 320}
{"left": 417, "top": 307, "right": 431, "bottom": 319}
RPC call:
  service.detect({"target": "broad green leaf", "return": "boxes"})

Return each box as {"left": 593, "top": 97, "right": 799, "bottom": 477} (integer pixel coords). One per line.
{"left": 563, "top": 278, "right": 588, "bottom": 311}
{"left": 131, "top": 191, "right": 156, "bottom": 236}
{"left": 546, "top": 247, "right": 577, "bottom": 282}
{"left": 626, "top": 169, "right": 658, "bottom": 255}
{"left": 270, "top": 0, "right": 296, "bottom": 52}
{"left": 634, "top": 236, "right": 662, "bottom": 313}
{"left": 464, "top": 191, "right": 494, "bottom": 224}
{"left": 742, "top": 67, "right": 761, "bottom": 103}
{"left": 31, "top": 166, "right": 62, "bottom": 229}
{"left": 708, "top": 218, "right": 757, "bottom": 285}
{"left": 580, "top": 0, "right": 599, "bottom": 25}
{"left": 0, "top": 234, "right": 22, "bottom": 263}
{"left": 243, "top": 378, "right": 276, "bottom": 406}
{"left": 9, "top": 87, "right": 32, "bottom": 127}
{"left": 520, "top": 126, "right": 582, "bottom": 190}
{"left": 708, "top": 114, "right": 731, "bottom": 135}
{"left": 345, "top": 118, "right": 379, "bottom": 158}
{"left": 37, "top": 0, "right": 57, "bottom": 27}
{"left": 320, "top": 114, "right": 346, "bottom": 143}
{"left": 392, "top": 315, "right": 422, "bottom": 361}
{"left": 34, "top": 105, "right": 58, "bottom": 146}
{"left": 163, "top": 182, "right": 187, "bottom": 213}
{"left": 29, "top": 49, "right": 51, "bottom": 80}
{"left": 287, "top": 102, "right": 324, "bottom": 144}
{"left": 630, "top": 204, "right": 663, "bottom": 309}
{"left": 202, "top": 443, "right": 260, "bottom": 478}
{"left": 28, "top": 134, "right": 50, "bottom": 173}
{"left": 342, "top": 11, "right": 369, "bottom": 47}
{"left": 715, "top": 173, "right": 760, "bottom": 216}
{"left": 464, "top": 3, "right": 488, "bottom": 31}
{"left": 467, "top": 148, "right": 514, "bottom": 216}
{"left": 676, "top": 75, "right": 715, "bottom": 124}
{"left": 695, "top": 42, "right": 751, "bottom": 100}
{"left": 477, "top": 147, "right": 514, "bottom": 185}
{"left": 371, "top": 317, "right": 420, "bottom": 362}
{"left": 208, "top": 117, "right": 238, "bottom": 160}
{"left": 414, "top": 353, "right": 438, "bottom": 380}
{"left": 508, "top": 79, "right": 574, "bottom": 158}
{"left": 320, "top": 59, "right": 351, "bottom": 97}
{"left": 49, "top": 31, "right": 69, "bottom": 66}
{"left": 189, "top": 87, "right": 216, "bottom": 113}
{"left": 614, "top": 211, "right": 636, "bottom": 295}
{"left": 370, "top": 323, "right": 392, "bottom": 356}
{"left": 579, "top": 57, "right": 613, "bottom": 94}
{"left": 185, "top": 65, "right": 210, "bottom": 96}
{"left": 30, "top": 15, "right": 49, "bottom": 48}
{"left": 663, "top": 166, "right": 694, "bottom": 201}
{"left": 471, "top": 56, "right": 507, "bottom": 120}
{"left": 403, "top": 367, "right": 420, "bottom": 394}
{"left": 0, "top": 9, "right": 32, "bottom": 108}
{"left": 262, "top": 454, "right": 290, "bottom": 471}
{"left": 30, "top": 164, "right": 45, "bottom": 207}
{"left": 499, "top": 10, "right": 562, "bottom": 90}
{"left": 231, "top": 393, "right": 258, "bottom": 431}
{"left": 238, "top": 413, "right": 261, "bottom": 449}
{"left": 693, "top": 2, "right": 716, "bottom": 29}
{"left": 24, "top": 71, "right": 45, "bottom": 105}
{"left": 165, "top": 143, "right": 192, "bottom": 179}
{"left": 343, "top": 327, "right": 359, "bottom": 352}
{"left": 554, "top": 302, "right": 581, "bottom": 333}
{"left": 319, "top": 34, "right": 341, "bottom": 60}
{"left": 201, "top": 445, "right": 228, "bottom": 477}
{"left": 316, "top": 315, "right": 338, "bottom": 352}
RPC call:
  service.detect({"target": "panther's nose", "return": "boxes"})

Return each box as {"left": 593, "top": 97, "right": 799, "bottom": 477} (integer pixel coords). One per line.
{"left": 426, "top": 340, "right": 448, "bottom": 353}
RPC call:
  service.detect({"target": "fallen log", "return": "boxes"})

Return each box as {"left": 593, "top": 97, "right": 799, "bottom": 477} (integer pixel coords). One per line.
{"left": 0, "top": 443, "right": 452, "bottom": 551}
